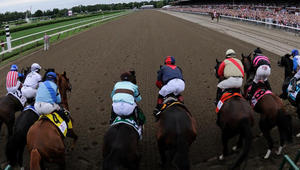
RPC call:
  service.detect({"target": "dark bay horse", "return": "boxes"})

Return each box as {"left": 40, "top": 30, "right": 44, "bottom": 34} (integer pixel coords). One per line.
{"left": 26, "top": 71, "right": 78, "bottom": 169}
{"left": 215, "top": 59, "right": 254, "bottom": 169}
{"left": 242, "top": 54, "right": 293, "bottom": 159}
{"left": 277, "top": 53, "right": 294, "bottom": 99}
{"left": 0, "top": 67, "right": 30, "bottom": 137}
{"left": 5, "top": 70, "right": 72, "bottom": 169}
{"left": 103, "top": 123, "right": 140, "bottom": 170}
{"left": 156, "top": 102, "right": 197, "bottom": 170}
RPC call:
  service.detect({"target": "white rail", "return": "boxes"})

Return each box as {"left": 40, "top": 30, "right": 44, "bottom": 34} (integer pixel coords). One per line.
{"left": 0, "top": 12, "right": 128, "bottom": 56}
{"left": 0, "top": 13, "right": 120, "bottom": 46}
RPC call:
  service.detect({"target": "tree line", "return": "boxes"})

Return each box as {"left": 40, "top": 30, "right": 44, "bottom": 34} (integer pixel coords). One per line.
{"left": 0, "top": 1, "right": 168, "bottom": 26}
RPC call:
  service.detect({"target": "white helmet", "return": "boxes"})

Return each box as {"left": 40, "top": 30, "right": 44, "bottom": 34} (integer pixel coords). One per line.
{"left": 226, "top": 49, "right": 236, "bottom": 57}
{"left": 31, "top": 63, "right": 41, "bottom": 72}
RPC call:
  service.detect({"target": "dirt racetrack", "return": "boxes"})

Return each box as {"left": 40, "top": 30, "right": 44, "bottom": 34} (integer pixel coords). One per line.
{"left": 0, "top": 10, "right": 299, "bottom": 169}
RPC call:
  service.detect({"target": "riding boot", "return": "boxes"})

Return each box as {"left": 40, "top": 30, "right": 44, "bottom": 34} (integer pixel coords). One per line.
{"left": 215, "top": 87, "right": 222, "bottom": 106}
{"left": 27, "top": 98, "right": 35, "bottom": 106}
{"left": 248, "top": 82, "right": 258, "bottom": 100}
{"left": 56, "top": 108, "right": 70, "bottom": 123}
{"left": 153, "top": 95, "right": 164, "bottom": 121}
{"left": 176, "top": 94, "right": 184, "bottom": 103}
{"left": 290, "top": 77, "right": 298, "bottom": 93}
{"left": 264, "top": 80, "right": 272, "bottom": 91}
{"left": 110, "top": 107, "right": 117, "bottom": 124}
{"left": 135, "top": 107, "right": 146, "bottom": 126}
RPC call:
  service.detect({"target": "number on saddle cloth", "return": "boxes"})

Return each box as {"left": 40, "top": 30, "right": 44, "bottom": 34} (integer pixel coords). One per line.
{"left": 288, "top": 82, "right": 300, "bottom": 101}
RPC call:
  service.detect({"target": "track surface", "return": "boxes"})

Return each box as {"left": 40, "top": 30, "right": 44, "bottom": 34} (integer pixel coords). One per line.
{"left": 0, "top": 10, "right": 298, "bottom": 169}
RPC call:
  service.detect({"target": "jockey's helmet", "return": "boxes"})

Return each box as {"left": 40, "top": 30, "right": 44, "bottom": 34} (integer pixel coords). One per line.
{"left": 120, "top": 71, "right": 136, "bottom": 84}
{"left": 164, "top": 56, "right": 175, "bottom": 65}
{"left": 254, "top": 47, "right": 262, "bottom": 56}
{"left": 46, "top": 72, "right": 57, "bottom": 81}
{"left": 291, "top": 49, "right": 299, "bottom": 57}
{"left": 10, "top": 64, "right": 18, "bottom": 71}
{"left": 225, "top": 49, "right": 235, "bottom": 57}
{"left": 31, "top": 63, "right": 41, "bottom": 72}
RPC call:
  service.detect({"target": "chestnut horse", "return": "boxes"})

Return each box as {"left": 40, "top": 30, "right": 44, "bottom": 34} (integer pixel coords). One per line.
{"left": 26, "top": 71, "right": 78, "bottom": 170}
{"left": 215, "top": 59, "right": 254, "bottom": 170}
{"left": 156, "top": 101, "right": 197, "bottom": 170}
{"left": 241, "top": 54, "right": 293, "bottom": 159}
{"left": 0, "top": 67, "right": 30, "bottom": 137}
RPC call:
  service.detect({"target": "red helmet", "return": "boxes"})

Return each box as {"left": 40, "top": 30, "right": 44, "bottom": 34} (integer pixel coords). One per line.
{"left": 164, "top": 56, "right": 175, "bottom": 65}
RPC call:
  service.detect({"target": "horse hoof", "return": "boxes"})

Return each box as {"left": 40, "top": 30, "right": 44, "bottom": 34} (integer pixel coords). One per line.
{"left": 276, "top": 146, "right": 284, "bottom": 155}
{"left": 296, "top": 133, "right": 300, "bottom": 138}
{"left": 264, "top": 149, "right": 272, "bottom": 159}
{"left": 232, "top": 146, "right": 237, "bottom": 151}
{"left": 4, "top": 164, "right": 11, "bottom": 170}
{"left": 20, "top": 167, "right": 25, "bottom": 170}
{"left": 219, "top": 154, "right": 224, "bottom": 160}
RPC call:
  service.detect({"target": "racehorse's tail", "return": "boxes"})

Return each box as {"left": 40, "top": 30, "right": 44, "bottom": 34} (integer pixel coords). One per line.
{"left": 30, "top": 148, "right": 41, "bottom": 170}
{"left": 231, "top": 118, "right": 252, "bottom": 170}
{"left": 5, "top": 135, "right": 19, "bottom": 166}
{"left": 277, "top": 109, "right": 293, "bottom": 143}
{"left": 173, "top": 134, "right": 190, "bottom": 170}
{"left": 103, "top": 149, "right": 120, "bottom": 170}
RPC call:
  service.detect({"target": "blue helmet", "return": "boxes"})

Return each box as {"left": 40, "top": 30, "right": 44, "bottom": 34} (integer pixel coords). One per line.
{"left": 10, "top": 64, "right": 18, "bottom": 71}
{"left": 292, "top": 49, "right": 299, "bottom": 56}
{"left": 46, "top": 72, "right": 57, "bottom": 81}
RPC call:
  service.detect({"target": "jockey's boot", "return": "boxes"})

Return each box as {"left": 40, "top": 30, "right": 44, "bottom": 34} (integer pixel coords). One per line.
{"left": 27, "top": 98, "right": 35, "bottom": 106}
{"left": 153, "top": 95, "right": 164, "bottom": 121}
{"left": 56, "top": 108, "right": 70, "bottom": 123}
{"left": 215, "top": 87, "right": 222, "bottom": 106}
{"left": 135, "top": 107, "right": 146, "bottom": 126}
{"left": 290, "top": 77, "right": 298, "bottom": 93}
{"left": 247, "top": 82, "right": 258, "bottom": 100}
{"left": 264, "top": 80, "right": 272, "bottom": 91}
{"left": 110, "top": 108, "right": 117, "bottom": 124}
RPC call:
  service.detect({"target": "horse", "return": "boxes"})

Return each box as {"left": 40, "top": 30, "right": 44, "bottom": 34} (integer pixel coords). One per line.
{"left": 277, "top": 53, "right": 294, "bottom": 99}
{"left": 241, "top": 53, "right": 293, "bottom": 159}
{"left": 155, "top": 97, "right": 197, "bottom": 170}
{"left": 0, "top": 67, "right": 30, "bottom": 137}
{"left": 215, "top": 59, "right": 254, "bottom": 170}
{"left": 4, "top": 70, "right": 72, "bottom": 169}
{"left": 26, "top": 71, "right": 78, "bottom": 169}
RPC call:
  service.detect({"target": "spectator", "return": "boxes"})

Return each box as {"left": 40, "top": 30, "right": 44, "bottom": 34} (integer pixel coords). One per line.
{"left": 1, "top": 40, "right": 5, "bottom": 52}
{"left": 43, "top": 33, "right": 50, "bottom": 51}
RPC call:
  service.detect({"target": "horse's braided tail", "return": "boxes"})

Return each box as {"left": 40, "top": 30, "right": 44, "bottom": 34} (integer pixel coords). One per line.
{"left": 30, "top": 148, "right": 41, "bottom": 170}
{"left": 231, "top": 118, "right": 252, "bottom": 170}
{"left": 173, "top": 134, "right": 190, "bottom": 170}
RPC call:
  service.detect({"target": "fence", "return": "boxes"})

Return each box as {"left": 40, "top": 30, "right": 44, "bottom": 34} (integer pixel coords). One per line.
{"left": 0, "top": 12, "right": 128, "bottom": 58}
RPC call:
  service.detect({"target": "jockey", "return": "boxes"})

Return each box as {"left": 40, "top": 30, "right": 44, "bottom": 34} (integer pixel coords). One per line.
{"left": 289, "top": 49, "right": 300, "bottom": 92}
{"left": 154, "top": 56, "right": 185, "bottom": 114}
{"left": 110, "top": 70, "right": 145, "bottom": 126}
{"left": 34, "top": 72, "right": 61, "bottom": 115}
{"left": 6, "top": 64, "right": 23, "bottom": 93}
{"left": 247, "top": 47, "right": 272, "bottom": 99}
{"left": 216, "top": 49, "right": 244, "bottom": 103}
{"left": 21, "top": 63, "right": 42, "bottom": 104}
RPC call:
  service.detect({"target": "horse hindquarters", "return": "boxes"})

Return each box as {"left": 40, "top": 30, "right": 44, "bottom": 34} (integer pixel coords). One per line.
{"left": 30, "top": 148, "right": 41, "bottom": 170}
{"left": 230, "top": 118, "right": 252, "bottom": 170}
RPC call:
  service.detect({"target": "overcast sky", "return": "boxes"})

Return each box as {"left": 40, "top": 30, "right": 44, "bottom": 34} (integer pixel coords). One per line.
{"left": 0, "top": 0, "right": 152, "bottom": 13}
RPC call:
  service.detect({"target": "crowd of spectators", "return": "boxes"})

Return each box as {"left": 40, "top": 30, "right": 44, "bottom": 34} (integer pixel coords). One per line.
{"left": 167, "top": 4, "right": 300, "bottom": 29}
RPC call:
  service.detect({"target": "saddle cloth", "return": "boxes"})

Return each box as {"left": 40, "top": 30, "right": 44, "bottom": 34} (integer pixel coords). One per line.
{"left": 7, "top": 91, "right": 26, "bottom": 107}
{"left": 112, "top": 116, "right": 142, "bottom": 139}
{"left": 288, "top": 81, "right": 300, "bottom": 102}
{"left": 23, "top": 105, "right": 39, "bottom": 115}
{"left": 216, "top": 92, "right": 242, "bottom": 113}
{"left": 39, "top": 112, "right": 73, "bottom": 137}
{"left": 251, "top": 89, "right": 272, "bottom": 108}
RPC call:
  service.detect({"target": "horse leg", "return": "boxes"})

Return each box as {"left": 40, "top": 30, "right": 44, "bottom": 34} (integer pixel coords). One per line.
{"left": 232, "top": 134, "right": 243, "bottom": 152}
{"left": 66, "top": 129, "right": 78, "bottom": 151}
{"left": 17, "top": 142, "right": 26, "bottom": 168}
{"left": 219, "top": 130, "right": 229, "bottom": 160}
{"left": 158, "top": 137, "right": 167, "bottom": 167}
{"left": 276, "top": 127, "right": 285, "bottom": 155}
{"left": 260, "top": 120, "right": 273, "bottom": 159}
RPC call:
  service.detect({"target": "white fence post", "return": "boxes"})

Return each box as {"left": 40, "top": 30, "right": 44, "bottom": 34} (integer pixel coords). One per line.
{"left": 5, "top": 25, "right": 12, "bottom": 52}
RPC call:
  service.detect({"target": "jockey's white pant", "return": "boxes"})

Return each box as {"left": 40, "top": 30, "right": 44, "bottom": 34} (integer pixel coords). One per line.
{"left": 35, "top": 102, "right": 60, "bottom": 116}
{"left": 7, "top": 81, "right": 21, "bottom": 94}
{"left": 254, "top": 65, "right": 271, "bottom": 83}
{"left": 159, "top": 79, "right": 185, "bottom": 97}
{"left": 112, "top": 102, "right": 136, "bottom": 116}
{"left": 21, "top": 86, "right": 37, "bottom": 99}
{"left": 217, "top": 77, "right": 243, "bottom": 90}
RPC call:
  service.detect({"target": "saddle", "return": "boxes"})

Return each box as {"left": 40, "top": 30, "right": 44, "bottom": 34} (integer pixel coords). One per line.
{"left": 247, "top": 84, "right": 272, "bottom": 108}
{"left": 157, "top": 94, "right": 190, "bottom": 117}
{"left": 216, "top": 92, "right": 243, "bottom": 113}
{"left": 111, "top": 116, "right": 143, "bottom": 139}
{"left": 39, "top": 110, "right": 72, "bottom": 137}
